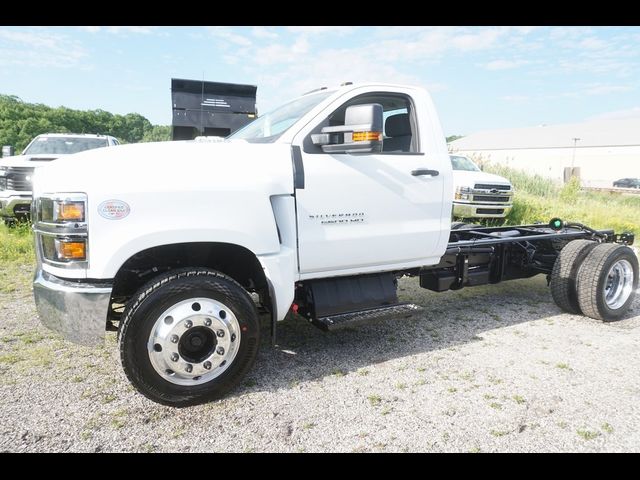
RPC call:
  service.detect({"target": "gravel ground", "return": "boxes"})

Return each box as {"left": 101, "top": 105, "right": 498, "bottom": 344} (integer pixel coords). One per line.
{"left": 1, "top": 266, "right": 639, "bottom": 452}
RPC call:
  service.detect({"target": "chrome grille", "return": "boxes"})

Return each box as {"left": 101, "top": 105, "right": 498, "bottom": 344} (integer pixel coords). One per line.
{"left": 474, "top": 183, "right": 511, "bottom": 191}
{"left": 473, "top": 195, "right": 511, "bottom": 203}
{"left": 6, "top": 166, "right": 35, "bottom": 192}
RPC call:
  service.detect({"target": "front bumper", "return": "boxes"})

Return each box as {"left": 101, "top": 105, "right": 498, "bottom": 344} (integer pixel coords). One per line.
{"left": 33, "top": 268, "right": 112, "bottom": 346}
{"left": 453, "top": 202, "right": 512, "bottom": 218}
{"left": 0, "top": 194, "right": 32, "bottom": 218}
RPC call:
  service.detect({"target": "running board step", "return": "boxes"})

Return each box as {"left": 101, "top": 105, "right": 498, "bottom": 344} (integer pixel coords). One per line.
{"left": 312, "top": 303, "right": 423, "bottom": 331}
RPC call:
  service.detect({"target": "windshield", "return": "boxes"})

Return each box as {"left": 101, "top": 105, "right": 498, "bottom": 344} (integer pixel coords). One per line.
{"left": 229, "top": 91, "right": 334, "bottom": 143}
{"left": 450, "top": 155, "right": 480, "bottom": 172}
{"left": 24, "top": 137, "right": 109, "bottom": 155}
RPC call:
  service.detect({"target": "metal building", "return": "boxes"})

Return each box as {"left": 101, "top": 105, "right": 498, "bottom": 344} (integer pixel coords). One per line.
{"left": 449, "top": 118, "right": 640, "bottom": 187}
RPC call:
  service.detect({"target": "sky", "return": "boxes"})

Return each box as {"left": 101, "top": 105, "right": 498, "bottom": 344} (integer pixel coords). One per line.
{"left": 1, "top": 26, "right": 640, "bottom": 136}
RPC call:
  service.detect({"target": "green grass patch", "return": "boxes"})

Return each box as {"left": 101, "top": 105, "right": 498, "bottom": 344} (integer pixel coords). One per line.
{"left": 479, "top": 164, "right": 640, "bottom": 233}
{"left": 0, "top": 223, "right": 34, "bottom": 263}
{"left": 577, "top": 429, "right": 600, "bottom": 441}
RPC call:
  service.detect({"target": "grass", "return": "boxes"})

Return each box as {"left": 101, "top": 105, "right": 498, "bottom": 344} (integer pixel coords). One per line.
{"left": 367, "top": 394, "right": 382, "bottom": 406}
{"left": 0, "top": 223, "right": 34, "bottom": 293}
{"left": 478, "top": 164, "right": 640, "bottom": 233}
{"left": 601, "top": 422, "right": 614, "bottom": 434}
{"left": 577, "top": 429, "right": 600, "bottom": 441}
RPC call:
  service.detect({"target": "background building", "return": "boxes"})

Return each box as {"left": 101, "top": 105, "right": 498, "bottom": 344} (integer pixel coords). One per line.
{"left": 449, "top": 118, "right": 640, "bottom": 187}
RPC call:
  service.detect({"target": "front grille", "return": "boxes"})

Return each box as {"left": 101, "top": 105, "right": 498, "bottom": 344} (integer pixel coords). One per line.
{"left": 477, "top": 208, "right": 504, "bottom": 215}
{"left": 472, "top": 195, "right": 511, "bottom": 203}
{"left": 6, "top": 167, "right": 35, "bottom": 192}
{"left": 474, "top": 183, "right": 511, "bottom": 191}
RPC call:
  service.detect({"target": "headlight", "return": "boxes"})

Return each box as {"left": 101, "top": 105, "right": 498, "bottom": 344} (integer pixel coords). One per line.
{"left": 455, "top": 186, "right": 471, "bottom": 200}
{"left": 54, "top": 201, "right": 85, "bottom": 222}
{"left": 38, "top": 195, "right": 87, "bottom": 224}
{"left": 34, "top": 193, "right": 88, "bottom": 267}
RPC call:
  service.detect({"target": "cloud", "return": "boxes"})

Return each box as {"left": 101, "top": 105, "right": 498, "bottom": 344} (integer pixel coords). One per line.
{"left": 207, "top": 27, "right": 252, "bottom": 47}
{"left": 0, "top": 28, "right": 87, "bottom": 68}
{"left": 251, "top": 27, "right": 278, "bottom": 39}
{"left": 583, "top": 84, "right": 632, "bottom": 95}
{"left": 77, "top": 26, "right": 158, "bottom": 34}
{"left": 286, "top": 26, "right": 354, "bottom": 35}
{"left": 484, "top": 59, "right": 530, "bottom": 70}
{"left": 501, "top": 95, "right": 529, "bottom": 102}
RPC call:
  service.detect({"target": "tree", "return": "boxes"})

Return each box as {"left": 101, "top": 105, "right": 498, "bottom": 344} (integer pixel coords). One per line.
{"left": 141, "top": 125, "right": 171, "bottom": 142}
{"left": 0, "top": 94, "right": 162, "bottom": 153}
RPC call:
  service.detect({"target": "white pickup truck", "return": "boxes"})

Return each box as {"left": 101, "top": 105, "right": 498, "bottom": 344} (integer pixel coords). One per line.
{"left": 450, "top": 154, "right": 513, "bottom": 219}
{"left": 0, "top": 133, "right": 119, "bottom": 225}
{"left": 31, "top": 83, "right": 638, "bottom": 406}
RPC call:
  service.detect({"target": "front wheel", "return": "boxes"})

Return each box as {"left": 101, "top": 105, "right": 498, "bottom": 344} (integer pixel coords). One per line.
{"left": 119, "top": 269, "right": 260, "bottom": 406}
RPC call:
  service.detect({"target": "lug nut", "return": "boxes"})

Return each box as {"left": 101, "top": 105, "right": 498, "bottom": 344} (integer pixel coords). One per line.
{"left": 231, "top": 334, "right": 236, "bottom": 342}
{"left": 203, "top": 361, "right": 212, "bottom": 370}
{"left": 216, "top": 329, "right": 225, "bottom": 338}
{"left": 216, "top": 346, "right": 225, "bottom": 355}
{"left": 170, "top": 353, "right": 179, "bottom": 362}
{"left": 204, "top": 318, "right": 212, "bottom": 327}
{"left": 170, "top": 335, "right": 179, "bottom": 344}
{"left": 185, "top": 364, "right": 193, "bottom": 373}
{"left": 184, "top": 320, "right": 193, "bottom": 328}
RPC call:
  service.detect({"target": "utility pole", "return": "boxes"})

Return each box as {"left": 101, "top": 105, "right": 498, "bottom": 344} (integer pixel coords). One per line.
{"left": 571, "top": 137, "right": 581, "bottom": 169}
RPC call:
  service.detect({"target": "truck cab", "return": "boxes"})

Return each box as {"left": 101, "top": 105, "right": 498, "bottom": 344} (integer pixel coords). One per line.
{"left": 30, "top": 83, "right": 637, "bottom": 406}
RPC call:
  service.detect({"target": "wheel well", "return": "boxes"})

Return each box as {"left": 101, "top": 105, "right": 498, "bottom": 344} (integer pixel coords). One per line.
{"left": 110, "top": 242, "right": 269, "bottom": 313}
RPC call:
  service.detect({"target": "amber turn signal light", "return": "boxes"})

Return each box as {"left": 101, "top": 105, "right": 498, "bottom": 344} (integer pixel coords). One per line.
{"left": 352, "top": 131, "right": 382, "bottom": 142}
{"left": 55, "top": 240, "right": 86, "bottom": 261}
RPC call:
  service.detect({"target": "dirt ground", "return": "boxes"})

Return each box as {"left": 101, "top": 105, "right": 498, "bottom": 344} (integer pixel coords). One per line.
{"left": 1, "top": 268, "right": 639, "bottom": 452}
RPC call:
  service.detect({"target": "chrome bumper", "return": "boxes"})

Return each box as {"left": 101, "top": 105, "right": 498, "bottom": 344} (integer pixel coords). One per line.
{"left": 453, "top": 202, "right": 512, "bottom": 219}
{"left": 33, "top": 269, "right": 112, "bottom": 346}
{"left": 0, "top": 194, "right": 32, "bottom": 218}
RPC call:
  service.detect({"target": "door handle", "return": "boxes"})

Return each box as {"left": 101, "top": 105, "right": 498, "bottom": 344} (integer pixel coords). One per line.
{"left": 411, "top": 169, "right": 439, "bottom": 177}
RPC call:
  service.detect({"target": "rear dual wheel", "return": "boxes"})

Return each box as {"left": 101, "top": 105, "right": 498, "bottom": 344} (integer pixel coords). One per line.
{"left": 551, "top": 241, "right": 638, "bottom": 321}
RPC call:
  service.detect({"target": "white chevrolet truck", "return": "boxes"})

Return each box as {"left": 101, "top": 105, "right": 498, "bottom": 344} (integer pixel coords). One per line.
{"left": 31, "top": 83, "right": 638, "bottom": 406}
{"left": 0, "top": 133, "right": 119, "bottom": 225}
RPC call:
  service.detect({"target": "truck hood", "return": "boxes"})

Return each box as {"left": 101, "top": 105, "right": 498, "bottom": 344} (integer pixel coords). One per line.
{"left": 32, "top": 140, "right": 294, "bottom": 197}
{"left": 0, "top": 154, "right": 66, "bottom": 168}
{"left": 452, "top": 170, "right": 512, "bottom": 188}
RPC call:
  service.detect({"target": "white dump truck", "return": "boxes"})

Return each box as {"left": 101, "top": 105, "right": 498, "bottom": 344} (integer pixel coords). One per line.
{"left": 31, "top": 83, "right": 637, "bottom": 406}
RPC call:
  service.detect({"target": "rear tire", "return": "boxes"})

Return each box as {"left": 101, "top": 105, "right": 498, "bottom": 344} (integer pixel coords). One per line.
{"left": 119, "top": 268, "right": 260, "bottom": 406}
{"left": 576, "top": 243, "right": 638, "bottom": 321}
{"left": 550, "top": 239, "right": 598, "bottom": 314}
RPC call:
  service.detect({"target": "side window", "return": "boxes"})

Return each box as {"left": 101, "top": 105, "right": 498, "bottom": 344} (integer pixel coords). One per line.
{"left": 304, "top": 93, "right": 418, "bottom": 154}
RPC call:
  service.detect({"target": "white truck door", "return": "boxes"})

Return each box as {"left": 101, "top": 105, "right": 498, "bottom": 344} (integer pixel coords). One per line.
{"left": 293, "top": 92, "right": 447, "bottom": 276}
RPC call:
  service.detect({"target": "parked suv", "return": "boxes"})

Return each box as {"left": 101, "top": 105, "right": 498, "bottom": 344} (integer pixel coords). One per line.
{"left": 450, "top": 155, "right": 514, "bottom": 219}
{"left": 0, "top": 133, "right": 119, "bottom": 225}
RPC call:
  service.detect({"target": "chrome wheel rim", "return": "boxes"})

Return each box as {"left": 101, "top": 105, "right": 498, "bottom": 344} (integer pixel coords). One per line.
{"left": 147, "top": 297, "right": 241, "bottom": 386}
{"left": 603, "top": 259, "right": 634, "bottom": 310}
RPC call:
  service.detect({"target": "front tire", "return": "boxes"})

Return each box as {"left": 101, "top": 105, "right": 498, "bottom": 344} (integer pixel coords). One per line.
{"left": 576, "top": 244, "right": 638, "bottom": 321}
{"left": 119, "top": 268, "right": 260, "bottom": 406}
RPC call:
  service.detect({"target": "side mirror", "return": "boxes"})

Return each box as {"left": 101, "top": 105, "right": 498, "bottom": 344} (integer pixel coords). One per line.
{"left": 311, "top": 103, "right": 383, "bottom": 154}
